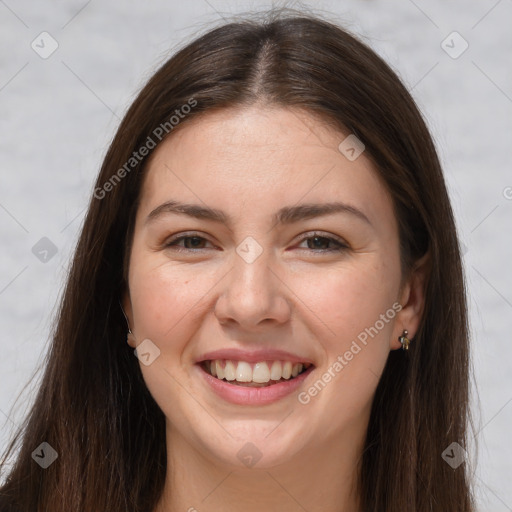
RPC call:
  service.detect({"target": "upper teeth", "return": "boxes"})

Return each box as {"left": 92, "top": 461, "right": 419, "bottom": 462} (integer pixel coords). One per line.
{"left": 207, "top": 360, "right": 311, "bottom": 383}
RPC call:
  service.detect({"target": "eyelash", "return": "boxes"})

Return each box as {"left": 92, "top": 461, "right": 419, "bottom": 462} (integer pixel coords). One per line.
{"left": 163, "top": 232, "right": 348, "bottom": 254}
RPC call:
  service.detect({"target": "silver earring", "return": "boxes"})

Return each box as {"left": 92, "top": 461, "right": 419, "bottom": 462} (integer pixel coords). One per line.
{"left": 119, "top": 299, "right": 134, "bottom": 345}
{"left": 127, "top": 328, "right": 135, "bottom": 346}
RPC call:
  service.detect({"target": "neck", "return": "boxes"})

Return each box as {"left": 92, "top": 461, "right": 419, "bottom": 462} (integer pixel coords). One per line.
{"left": 154, "top": 421, "right": 366, "bottom": 512}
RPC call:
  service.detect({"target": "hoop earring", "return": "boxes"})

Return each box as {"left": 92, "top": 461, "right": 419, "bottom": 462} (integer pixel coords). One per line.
{"left": 398, "top": 329, "right": 410, "bottom": 350}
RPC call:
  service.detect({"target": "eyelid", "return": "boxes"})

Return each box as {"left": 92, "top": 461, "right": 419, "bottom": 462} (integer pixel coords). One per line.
{"left": 294, "top": 231, "right": 349, "bottom": 252}
{"left": 163, "top": 231, "right": 217, "bottom": 249}
{"left": 296, "top": 230, "right": 348, "bottom": 245}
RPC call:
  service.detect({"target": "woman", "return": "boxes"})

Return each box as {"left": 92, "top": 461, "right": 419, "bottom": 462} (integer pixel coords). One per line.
{"left": 0, "top": 9, "right": 474, "bottom": 511}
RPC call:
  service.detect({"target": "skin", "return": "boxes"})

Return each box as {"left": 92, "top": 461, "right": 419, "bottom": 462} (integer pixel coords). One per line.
{"left": 122, "top": 105, "right": 428, "bottom": 512}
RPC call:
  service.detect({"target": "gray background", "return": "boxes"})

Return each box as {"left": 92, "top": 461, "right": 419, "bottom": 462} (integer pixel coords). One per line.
{"left": 1, "top": 0, "right": 511, "bottom": 509}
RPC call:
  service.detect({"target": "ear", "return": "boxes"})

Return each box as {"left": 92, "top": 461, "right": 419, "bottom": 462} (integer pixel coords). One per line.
{"left": 391, "top": 252, "right": 430, "bottom": 350}
{"left": 121, "top": 287, "right": 137, "bottom": 348}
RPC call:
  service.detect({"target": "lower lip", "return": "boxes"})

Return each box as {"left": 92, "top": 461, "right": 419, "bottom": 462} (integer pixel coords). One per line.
{"left": 196, "top": 363, "right": 315, "bottom": 405}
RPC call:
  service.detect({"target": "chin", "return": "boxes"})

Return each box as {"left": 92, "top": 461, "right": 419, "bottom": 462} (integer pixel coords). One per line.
{"left": 199, "top": 429, "right": 307, "bottom": 471}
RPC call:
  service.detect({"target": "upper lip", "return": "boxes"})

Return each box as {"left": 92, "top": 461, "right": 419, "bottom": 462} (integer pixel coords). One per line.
{"left": 196, "top": 348, "right": 315, "bottom": 365}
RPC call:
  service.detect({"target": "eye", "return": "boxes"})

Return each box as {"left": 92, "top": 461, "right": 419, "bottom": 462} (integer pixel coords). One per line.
{"left": 295, "top": 232, "right": 348, "bottom": 253}
{"left": 164, "top": 233, "right": 215, "bottom": 252}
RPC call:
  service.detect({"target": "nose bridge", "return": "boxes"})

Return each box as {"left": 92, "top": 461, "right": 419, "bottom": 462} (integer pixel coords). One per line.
{"left": 234, "top": 243, "right": 272, "bottom": 295}
{"left": 214, "top": 236, "right": 290, "bottom": 327}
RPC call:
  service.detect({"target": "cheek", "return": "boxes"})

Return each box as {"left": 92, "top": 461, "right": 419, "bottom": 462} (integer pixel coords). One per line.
{"left": 128, "top": 259, "right": 216, "bottom": 421}
{"left": 291, "top": 256, "right": 399, "bottom": 408}
{"left": 129, "top": 258, "right": 214, "bottom": 345}
{"left": 292, "top": 256, "right": 400, "bottom": 340}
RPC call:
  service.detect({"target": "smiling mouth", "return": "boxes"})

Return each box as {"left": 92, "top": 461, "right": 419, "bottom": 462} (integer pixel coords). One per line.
{"left": 200, "top": 359, "right": 313, "bottom": 387}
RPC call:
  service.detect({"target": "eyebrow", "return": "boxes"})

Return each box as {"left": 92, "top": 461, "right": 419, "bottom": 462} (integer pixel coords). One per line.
{"left": 145, "top": 200, "right": 373, "bottom": 228}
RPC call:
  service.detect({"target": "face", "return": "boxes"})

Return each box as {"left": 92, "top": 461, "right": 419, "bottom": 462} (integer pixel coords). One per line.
{"left": 123, "top": 105, "right": 425, "bottom": 470}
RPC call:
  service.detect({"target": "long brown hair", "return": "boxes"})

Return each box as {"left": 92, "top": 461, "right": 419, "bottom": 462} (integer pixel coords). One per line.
{"left": 0, "top": 8, "right": 474, "bottom": 511}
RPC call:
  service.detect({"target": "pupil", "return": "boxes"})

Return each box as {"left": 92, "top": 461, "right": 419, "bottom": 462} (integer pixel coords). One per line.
{"left": 309, "top": 236, "right": 328, "bottom": 250}
{"left": 186, "top": 237, "right": 203, "bottom": 248}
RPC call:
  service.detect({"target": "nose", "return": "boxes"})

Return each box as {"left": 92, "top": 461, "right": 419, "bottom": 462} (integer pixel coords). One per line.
{"left": 214, "top": 246, "right": 292, "bottom": 330}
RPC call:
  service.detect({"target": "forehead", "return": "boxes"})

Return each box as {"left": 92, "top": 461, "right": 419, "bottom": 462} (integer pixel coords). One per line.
{"left": 137, "top": 106, "right": 396, "bottom": 231}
